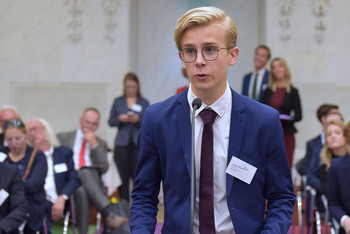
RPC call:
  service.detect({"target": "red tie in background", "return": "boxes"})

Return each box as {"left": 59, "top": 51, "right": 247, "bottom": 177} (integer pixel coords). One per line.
{"left": 199, "top": 109, "right": 217, "bottom": 233}
{"left": 79, "top": 139, "right": 86, "bottom": 168}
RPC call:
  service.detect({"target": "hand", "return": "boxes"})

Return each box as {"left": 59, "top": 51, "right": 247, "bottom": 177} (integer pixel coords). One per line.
{"left": 84, "top": 131, "right": 98, "bottom": 147}
{"left": 128, "top": 113, "right": 139, "bottom": 123}
{"left": 119, "top": 114, "right": 130, "bottom": 123}
{"left": 51, "top": 196, "right": 65, "bottom": 222}
{"left": 344, "top": 217, "right": 350, "bottom": 234}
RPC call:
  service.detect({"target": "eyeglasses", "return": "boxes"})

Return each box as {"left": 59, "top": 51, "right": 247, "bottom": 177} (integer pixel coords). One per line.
{"left": 4, "top": 119, "right": 23, "bottom": 129}
{"left": 180, "top": 46, "right": 231, "bottom": 63}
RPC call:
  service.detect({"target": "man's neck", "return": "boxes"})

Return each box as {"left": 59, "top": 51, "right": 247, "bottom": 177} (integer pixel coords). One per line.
{"left": 36, "top": 142, "right": 51, "bottom": 152}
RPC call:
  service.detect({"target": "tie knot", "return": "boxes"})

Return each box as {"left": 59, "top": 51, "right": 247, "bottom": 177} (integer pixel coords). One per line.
{"left": 199, "top": 109, "right": 217, "bottom": 124}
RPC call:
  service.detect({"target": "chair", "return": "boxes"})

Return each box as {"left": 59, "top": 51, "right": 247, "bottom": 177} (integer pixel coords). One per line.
{"left": 63, "top": 195, "right": 77, "bottom": 234}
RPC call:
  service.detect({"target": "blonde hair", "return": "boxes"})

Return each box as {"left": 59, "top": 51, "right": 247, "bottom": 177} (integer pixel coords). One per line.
{"left": 268, "top": 57, "right": 292, "bottom": 93}
{"left": 320, "top": 120, "right": 347, "bottom": 170}
{"left": 174, "top": 6, "right": 238, "bottom": 50}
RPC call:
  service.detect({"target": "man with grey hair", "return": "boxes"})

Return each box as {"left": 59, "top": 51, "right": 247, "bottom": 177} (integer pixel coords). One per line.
{"left": 27, "top": 117, "right": 80, "bottom": 227}
{"left": 0, "top": 105, "right": 20, "bottom": 146}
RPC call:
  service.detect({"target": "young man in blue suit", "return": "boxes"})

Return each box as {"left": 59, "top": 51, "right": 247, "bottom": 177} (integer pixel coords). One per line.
{"left": 130, "top": 6, "right": 295, "bottom": 233}
{"left": 241, "top": 45, "right": 270, "bottom": 102}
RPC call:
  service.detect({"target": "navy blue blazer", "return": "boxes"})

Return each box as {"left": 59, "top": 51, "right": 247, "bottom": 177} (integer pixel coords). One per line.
{"left": 241, "top": 70, "right": 269, "bottom": 102}
{"left": 51, "top": 146, "right": 80, "bottom": 197}
{"left": 0, "top": 162, "right": 27, "bottom": 233}
{"left": 130, "top": 89, "right": 295, "bottom": 233}
{"left": 327, "top": 155, "right": 350, "bottom": 225}
{"left": 296, "top": 134, "right": 322, "bottom": 176}
{"left": 0, "top": 146, "right": 49, "bottom": 231}
{"left": 108, "top": 96, "right": 149, "bottom": 147}
{"left": 306, "top": 145, "right": 324, "bottom": 193}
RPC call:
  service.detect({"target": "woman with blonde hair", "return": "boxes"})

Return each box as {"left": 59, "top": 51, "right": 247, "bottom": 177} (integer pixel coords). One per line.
{"left": 307, "top": 119, "right": 347, "bottom": 195}
{"left": 262, "top": 57, "right": 302, "bottom": 168}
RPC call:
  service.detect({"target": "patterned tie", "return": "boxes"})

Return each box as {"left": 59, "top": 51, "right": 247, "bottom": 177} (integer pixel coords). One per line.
{"left": 252, "top": 73, "right": 258, "bottom": 100}
{"left": 199, "top": 109, "right": 217, "bottom": 233}
{"left": 79, "top": 139, "right": 86, "bottom": 168}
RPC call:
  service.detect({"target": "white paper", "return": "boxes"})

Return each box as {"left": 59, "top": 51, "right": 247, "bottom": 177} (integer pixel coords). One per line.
{"left": 131, "top": 104, "right": 142, "bottom": 112}
{"left": 0, "top": 189, "right": 9, "bottom": 206}
{"left": 54, "top": 163, "right": 68, "bottom": 173}
{"left": 226, "top": 156, "right": 257, "bottom": 184}
{"left": 0, "top": 152, "right": 7, "bottom": 163}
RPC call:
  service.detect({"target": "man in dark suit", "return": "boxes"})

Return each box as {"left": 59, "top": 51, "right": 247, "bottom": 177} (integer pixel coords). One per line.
{"left": 130, "top": 7, "right": 295, "bottom": 233}
{"left": 0, "top": 105, "right": 20, "bottom": 146}
{"left": 57, "top": 108, "right": 128, "bottom": 234}
{"left": 296, "top": 103, "right": 341, "bottom": 176}
{"left": 327, "top": 154, "right": 350, "bottom": 234}
{"left": 27, "top": 117, "right": 81, "bottom": 224}
{"left": 0, "top": 162, "right": 27, "bottom": 233}
{"left": 241, "top": 45, "right": 270, "bottom": 102}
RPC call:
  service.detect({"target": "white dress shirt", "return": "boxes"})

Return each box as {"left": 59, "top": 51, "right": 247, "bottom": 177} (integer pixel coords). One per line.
{"left": 248, "top": 68, "right": 267, "bottom": 99}
{"left": 44, "top": 146, "right": 58, "bottom": 203}
{"left": 188, "top": 82, "right": 235, "bottom": 234}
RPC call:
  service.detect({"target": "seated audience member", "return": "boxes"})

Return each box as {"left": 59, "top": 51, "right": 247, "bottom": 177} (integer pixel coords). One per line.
{"left": 0, "top": 105, "right": 20, "bottom": 146}
{"left": 0, "top": 161, "right": 27, "bottom": 233}
{"left": 327, "top": 121, "right": 350, "bottom": 234}
{"left": 57, "top": 107, "right": 128, "bottom": 234}
{"left": 307, "top": 119, "right": 346, "bottom": 195}
{"left": 27, "top": 118, "right": 81, "bottom": 225}
{"left": 296, "top": 103, "right": 341, "bottom": 176}
{"left": 0, "top": 119, "right": 50, "bottom": 233}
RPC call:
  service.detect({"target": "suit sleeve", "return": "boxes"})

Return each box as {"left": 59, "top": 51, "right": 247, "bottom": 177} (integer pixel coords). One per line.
{"left": 59, "top": 148, "right": 81, "bottom": 196}
{"left": 108, "top": 98, "right": 122, "bottom": 127}
{"left": 0, "top": 166, "right": 27, "bottom": 233}
{"left": 130, "top": 107, "right": 161, "bottom": 233}
{"left": 306, "top": 148, "right": 322, "bottom": 193}
{"left": 90, "top": 138, "right": 109, "bottom": 173}
{"left": 327, "top": 163, "right": 347, "bottom": 223}
{"left": 23, "top": 152, "right": 47, "bottom": 194}
{"left": 262, "top": 111, "right": 296, "bottom": 233}
{"left": 291, "top": 88, "right": 302, "bottom": 122}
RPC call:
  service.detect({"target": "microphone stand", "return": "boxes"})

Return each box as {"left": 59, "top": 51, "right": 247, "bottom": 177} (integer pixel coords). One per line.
{"left": 190, "top": 98, "right": 201, "bottom": 234}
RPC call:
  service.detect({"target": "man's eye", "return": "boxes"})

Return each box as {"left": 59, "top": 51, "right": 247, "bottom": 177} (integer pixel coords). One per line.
{"left": 184, "top": 48, "right": 195, "bottom": 54}
{"left": 204, "top": 46, "right": 217, "bottom": 53}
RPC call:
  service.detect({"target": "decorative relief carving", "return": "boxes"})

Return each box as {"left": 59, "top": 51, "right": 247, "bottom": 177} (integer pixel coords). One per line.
{"left": 102, "top": 0, "right": 120, "bottom": 43}
{"left": 277, "top": 0, "right": 296, "bottom": 41}
{"left": 65, "top": 0, "right": 85, "bottom": 43}
{"left": 311, "top": 0, "right": 331, "bottom": 43}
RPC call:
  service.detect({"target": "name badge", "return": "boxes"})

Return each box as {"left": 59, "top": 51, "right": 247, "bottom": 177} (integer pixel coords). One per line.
{"left": 0, "top": 152, "right": 7, "bottom": 163}
{"left": 131, "top": 104, "right": 142, "bottom": 113}
{"left": 226, "top": 156, "right": 257, "bottom": 184}
{"left": 0, "top": 189, "right": 9, "bottom": 206}
{"left": 54, "top": 163, "right": 68, "bottom": 173}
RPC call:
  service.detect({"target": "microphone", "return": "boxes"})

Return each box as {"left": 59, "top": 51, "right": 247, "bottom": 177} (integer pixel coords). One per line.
{"left": 190, "top": 98, "right": 202, "bottom": 233}
{"left": 192, "top": 98, "right": 202, "bottom": 110}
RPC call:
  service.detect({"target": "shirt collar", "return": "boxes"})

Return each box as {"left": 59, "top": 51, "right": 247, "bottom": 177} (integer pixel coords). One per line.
{"left": 44, "top": 146, "right": 54, "bottom": 157}
{"left": 187, "top": 81, "right": 231, "bottom": 118}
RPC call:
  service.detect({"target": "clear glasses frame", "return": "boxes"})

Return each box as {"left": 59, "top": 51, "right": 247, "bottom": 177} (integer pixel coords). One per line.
{"left": 179, "top": 46, "right": 231, "bottom": 63}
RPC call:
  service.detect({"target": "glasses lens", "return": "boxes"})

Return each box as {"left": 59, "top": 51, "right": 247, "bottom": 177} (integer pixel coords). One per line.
{"left": 202, "top": 46, "right": 219, "bottom": 61}
{"left": 181, "top": 48, "right": 196, "bottom": 63}
{"left": 4, "top": 119, "right": 22, "bottom": 129}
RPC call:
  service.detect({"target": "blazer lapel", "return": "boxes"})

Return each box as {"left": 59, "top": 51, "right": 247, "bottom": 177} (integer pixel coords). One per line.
{"left": 176, "top": 92, "right": 192, "bottom": 176}
{"left": 226, "top": 89, "right": 247, "bottom": 195}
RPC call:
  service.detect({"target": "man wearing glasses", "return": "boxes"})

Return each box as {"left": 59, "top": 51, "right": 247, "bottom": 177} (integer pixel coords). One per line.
{"left": 57, "top": 107, "right": 128, "bottom": 234}
{"left": 130, "top": 6, "right": 295, "bottom": 233}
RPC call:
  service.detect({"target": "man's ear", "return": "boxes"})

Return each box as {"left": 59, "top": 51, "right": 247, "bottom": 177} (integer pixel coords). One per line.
{"left": 228, "top": 47, "right": 239, "bottom": 66}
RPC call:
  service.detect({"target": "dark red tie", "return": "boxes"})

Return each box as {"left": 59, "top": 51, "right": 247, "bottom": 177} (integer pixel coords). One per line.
{"left": 199, "top": 109, "right": 217, "bottom": 233}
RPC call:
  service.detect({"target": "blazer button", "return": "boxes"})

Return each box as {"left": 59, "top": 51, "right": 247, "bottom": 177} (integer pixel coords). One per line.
{"left": 231, "top": 206, "right": 235, "bottom": 210}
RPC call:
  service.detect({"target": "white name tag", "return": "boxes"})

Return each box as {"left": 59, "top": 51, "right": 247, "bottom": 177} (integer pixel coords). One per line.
{"left": 131, "top": 104, "right": 142, "bottom": 113}
{"left": 54, "top": 163, "right": 68, "bottom": 173}
{"left": 226, "top": 156, "right": 257, "bottom": 184}
{"left": 0, "top": 152, "right": 7, "bottom": 163}
{"left": 0, "top": 189, "right": 9, "bottom": 206}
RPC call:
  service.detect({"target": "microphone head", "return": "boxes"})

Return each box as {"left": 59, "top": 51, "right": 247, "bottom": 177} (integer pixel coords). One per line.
{"left": 192, "top": 98, "right": 202, "bottom": 110}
